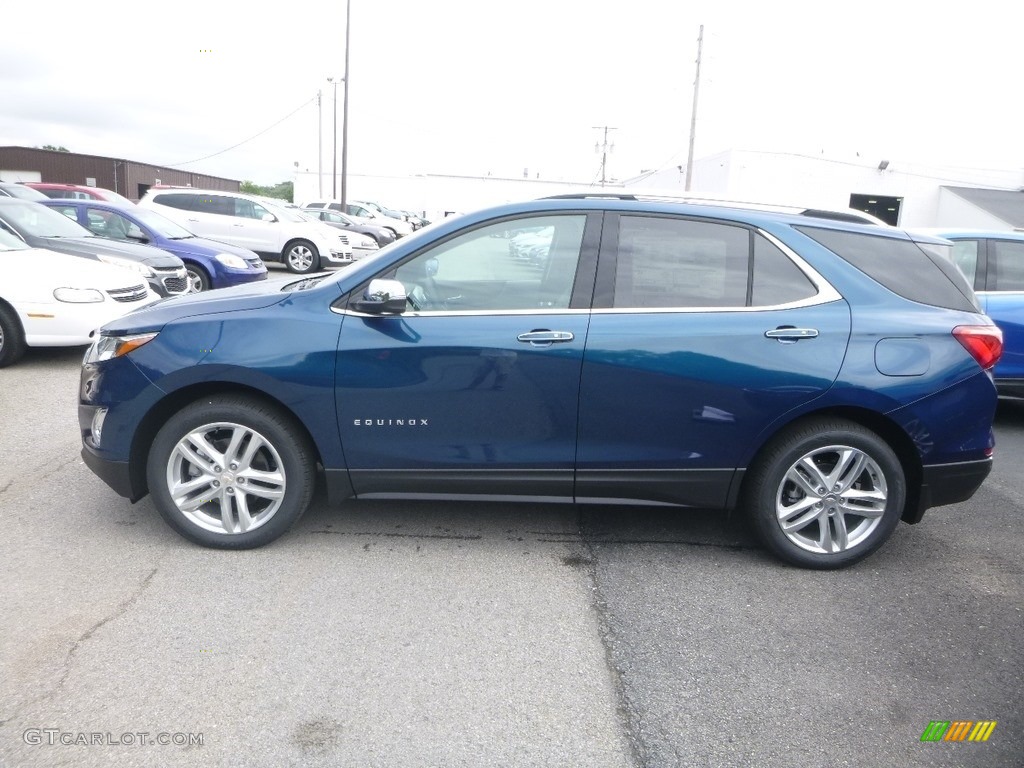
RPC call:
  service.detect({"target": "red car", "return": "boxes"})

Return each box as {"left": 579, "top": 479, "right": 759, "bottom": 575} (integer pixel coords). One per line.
{"left": 23, "top": 183, "right": 135, "bottom": 206}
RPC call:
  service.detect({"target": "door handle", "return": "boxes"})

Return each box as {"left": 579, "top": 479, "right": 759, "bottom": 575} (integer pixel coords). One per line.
{"left": 517, "top": 330, "right": 574, "bottom": 345}
{"left": 765, "top": 327, "right": 819, "bottom": 343}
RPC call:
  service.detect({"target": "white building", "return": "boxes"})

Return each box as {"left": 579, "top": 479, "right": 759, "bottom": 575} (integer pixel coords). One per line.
{"left": 297, "top": 149, "right": 1024, "bottom": 230}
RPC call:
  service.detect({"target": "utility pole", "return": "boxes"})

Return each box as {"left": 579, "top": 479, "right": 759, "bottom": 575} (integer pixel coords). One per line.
{"left": 340, "top": 0, "right": 351, "bottom": 210}
{"left": 317, "top": 89, "right": 323, "bottom": 198}
{"left": 592, "top": 126, "right": 617, "bottom": 186}
{"left": 684, "top": 24, "right": 703, "bottom": 191}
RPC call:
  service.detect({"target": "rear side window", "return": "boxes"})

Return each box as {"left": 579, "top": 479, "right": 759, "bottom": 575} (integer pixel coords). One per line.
{"left": 613, "top": 216, "right": 816, "bottom": 309}
{"left": 796, "top": 226, "right": 979, "bottom": 312}
{"left": 152, "top": 193, "right": 196, "bottom": 211}
{"left": 192, "top": 195, "right": 234, "bottom": 216}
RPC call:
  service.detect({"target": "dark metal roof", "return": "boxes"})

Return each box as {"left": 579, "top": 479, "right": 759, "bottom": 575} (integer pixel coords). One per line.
{"left": 943, "top": 186, "right": 1024, "bottom": 228}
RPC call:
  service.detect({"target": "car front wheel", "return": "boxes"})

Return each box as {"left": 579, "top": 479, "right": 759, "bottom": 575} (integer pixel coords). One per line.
{"left": 744, "top": 418, "right": 905, "bottom": 569}
{"left": 0, "top": 301, "right": 26, "bottom": 368}
{"left": 185, "top": 264, "right": 211, "bottom": 292}
{"left": 283, "top": 241, "right": 320, "bottom": 274}
{"left": 146, "top": 396, "right": 316, "bottom": 548}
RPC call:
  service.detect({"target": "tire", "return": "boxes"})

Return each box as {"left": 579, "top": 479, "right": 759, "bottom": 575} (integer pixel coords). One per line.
{"left": 185, "top": 264, "right": 211, "bottom": 293}
{"left": 384, "top": 227, "right": 399, "bottom": 240}
{"left": 743, "top": 418, "right": 905, "bottom": 569}
{"left": 0, "top": 301, "right": 26, "bottom": 368}
{"left": 145, "top": 395, "right": 316, "bottom": 549}
{"left": 282, "top": 240, "right": 320, "bottom": 274}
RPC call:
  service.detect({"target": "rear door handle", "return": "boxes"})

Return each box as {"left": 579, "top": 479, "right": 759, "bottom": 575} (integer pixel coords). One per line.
{"left": 765, "top": 327, "right": 819, "bottom": 343}
{"left": 517, "top": 330, "right": 574, "bottom": 346}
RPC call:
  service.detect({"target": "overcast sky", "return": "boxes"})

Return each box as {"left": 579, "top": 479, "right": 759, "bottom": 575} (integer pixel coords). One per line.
{"left": 2, "top": 1, "right": 1021, "bottom": 186}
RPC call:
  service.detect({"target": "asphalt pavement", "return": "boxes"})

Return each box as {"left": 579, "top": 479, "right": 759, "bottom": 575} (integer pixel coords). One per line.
{"left": 1, "top": 342, "right": 1021, "bottom": 768}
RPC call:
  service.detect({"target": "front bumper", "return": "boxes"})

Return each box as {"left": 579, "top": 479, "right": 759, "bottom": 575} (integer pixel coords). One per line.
{"left": 324, "top": 250, "right": 354, "bottom": 266}
{"left": 81, "top": 439, "right": 137, "bottom": 500}
{"left": 149, "top": 266, "right": 189, "bottom": 297}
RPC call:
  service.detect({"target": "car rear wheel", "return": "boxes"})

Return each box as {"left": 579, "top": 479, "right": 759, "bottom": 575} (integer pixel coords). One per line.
{"left": 283, "top": 241, "right": 320, "bottom": 274}
{"left": 146, "top": 396, "right": 316, "bottom": 548}
{"left": 744, "top": 418, "right": 905, "bottom": 569}
{"left": 185, "top": 264, "right": 211, "bottom": 293}
{"left": 0, "top": 301, "right": 26, "bottom": 368}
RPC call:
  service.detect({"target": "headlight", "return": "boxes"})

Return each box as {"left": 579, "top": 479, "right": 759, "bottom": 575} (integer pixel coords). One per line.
{"left": 354, "top": 234, "right": 377, "bottom": 249}
{"left": 53, "top": 287, "right": 104, "bottom": 303}
{"left": 84, "top": 332, "right": 159, "bottom": 363}
{"left": 215, "top": 253, "right": 248, "bottom": 269}
{"left": 97, "top": 255, "right": 154, "bottom": 277}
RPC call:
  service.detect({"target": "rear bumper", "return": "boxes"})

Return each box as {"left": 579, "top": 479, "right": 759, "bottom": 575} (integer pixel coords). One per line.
{"left": 907, "top": 458, "right": 992, "bottom": 523}
{"left": 996, "top": 377, "right": 1024, "bottom": 400}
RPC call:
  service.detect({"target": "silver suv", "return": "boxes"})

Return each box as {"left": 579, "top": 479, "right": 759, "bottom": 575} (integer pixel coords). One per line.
{"left": 139, "top": 188, "right": 352, "bottom": 273}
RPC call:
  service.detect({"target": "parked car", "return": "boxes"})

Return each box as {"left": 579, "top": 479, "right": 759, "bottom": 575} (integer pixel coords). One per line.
{"left": 139, "top": 188, "right": 353, "bottom": 274}
{"left": 304, "top": 200, "right": 414, "bottom": 238}
{"left": 0, "top": 227, "right": 157, "bottom": 367}
{"left": 24, "top": 182, "right": 135, "bottom": 206}
{"left": 78, "top": 196, "right": 1000, "bottom": 568}
{"left": 300, "top": 207, "right": 393, "bottom": 251}
{"left": 0, "top": 199, "right": 188, "bottom": 297}
{"left": 41, "top": 199, "right": 267, "bottom": 293}
{"left": 0, "top": 182, "right": 48, "bottom": 200}
{"left": 927, "top": 229, "right": 1023, "bottom": 399}
{"left": 353, "top": 200, "right": 424, "bottom": 230}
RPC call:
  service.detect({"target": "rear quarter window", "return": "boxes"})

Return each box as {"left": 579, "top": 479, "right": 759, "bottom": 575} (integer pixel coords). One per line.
{"left": 795, "top": 226, "right": 979, "bottom": 312}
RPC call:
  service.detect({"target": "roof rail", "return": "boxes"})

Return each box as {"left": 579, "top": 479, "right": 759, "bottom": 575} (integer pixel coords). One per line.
{"left": 539, "top": 191, "right": 885, "bottom": 226}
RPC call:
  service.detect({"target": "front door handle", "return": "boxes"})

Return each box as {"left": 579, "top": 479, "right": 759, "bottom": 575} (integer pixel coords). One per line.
{"left": 517, "top": 330, "right": 575, "bottom": 346}
{"left": 765, "top": 327, "right": 819, "bottom": 343}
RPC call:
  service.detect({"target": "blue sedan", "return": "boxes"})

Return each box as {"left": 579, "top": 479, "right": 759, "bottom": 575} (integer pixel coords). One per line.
{"left": 931, "top": 229, "right": 1023, "bottom": 399}
{"left": 77, "top": 197, "right": 1002, "bottom": 568}
{"left": 42, "top": 199, "right": 267, "bottom": 292}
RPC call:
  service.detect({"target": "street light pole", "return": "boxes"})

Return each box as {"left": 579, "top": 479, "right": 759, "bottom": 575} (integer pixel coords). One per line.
{"left": 327, "top": 77, "right": 339, "bottom": 199}
{"left": 317, "top": 89, "right": 323, "bottom": 198}
{"left": 340, "top": 0, "right": 351, "bottom": 210}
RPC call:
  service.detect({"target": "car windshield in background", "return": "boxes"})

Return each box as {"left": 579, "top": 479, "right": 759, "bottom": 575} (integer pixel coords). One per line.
{"left": 263, "top": 202, "right": 306, "bottom": 223}
{"left": 102, "top": 190, "right": 136, "bottom": 207}
{"left": 0, "top": 200, "right": 93, "bottom": 238}
{"left": 0, "top": 227, "right": 29, "bottom": 250}
{"left": 129, "top": 207, "right": 195, "bottom": 239}
{"left": 1, "top": 183, "right": 48, "bottom": 201}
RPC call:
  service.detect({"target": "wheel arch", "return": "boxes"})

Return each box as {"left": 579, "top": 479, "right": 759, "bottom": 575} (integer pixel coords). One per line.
{"left": 127, "top": 382, "right": 326, "bottom": 501}
{"left": 732, "top": 405, "right": 924, "bottom": 524}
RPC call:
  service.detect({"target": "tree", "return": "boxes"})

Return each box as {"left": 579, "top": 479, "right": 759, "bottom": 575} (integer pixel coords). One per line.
{"left": 240, "top": 181, "right": 293, "bottom": 203}
{"left": 38, "top": 145, "right": 70, "bottom": 152}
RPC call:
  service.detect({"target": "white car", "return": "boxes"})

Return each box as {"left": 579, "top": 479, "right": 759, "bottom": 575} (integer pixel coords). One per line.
{"left": 0, "top": 228, "right": 158, "bottom": 367}
{"left": 138, "top": 188, "right": 353, "bottom": 274}
{"left": 304, "top": 200, "right": 414, "bottom": 238}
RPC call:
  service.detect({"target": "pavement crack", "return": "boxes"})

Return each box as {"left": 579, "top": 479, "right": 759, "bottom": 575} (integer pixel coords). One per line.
{"left": 309, "top": 530, "right": 482, "bottom": 540}
{"left": 3, "top": 568, "right": 158, "bottom": 727}
{"left": 575, "top": 512, "right": 650, "bottom": 768}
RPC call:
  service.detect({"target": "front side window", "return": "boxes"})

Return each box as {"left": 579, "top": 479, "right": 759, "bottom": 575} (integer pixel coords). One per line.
{"left": 86, "top": 208, "right": 143, "bottom": 240}
{"left": 989, "top": 240, "right": 1024, "bottom": 291}
{"left": 234, "top": 199, "right": 270, "bottom": 220}
{"left": 389, "top": 215, "right": 586, "bottom": 311}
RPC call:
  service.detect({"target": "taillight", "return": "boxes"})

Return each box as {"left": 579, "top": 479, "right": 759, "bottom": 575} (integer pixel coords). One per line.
{"left": 953, "top": 325, "right": 1003, "bottom": 370}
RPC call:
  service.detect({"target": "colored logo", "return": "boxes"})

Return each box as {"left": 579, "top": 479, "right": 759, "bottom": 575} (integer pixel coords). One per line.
{"left": 920, "top": 721, "right": 997, "bottom": 742}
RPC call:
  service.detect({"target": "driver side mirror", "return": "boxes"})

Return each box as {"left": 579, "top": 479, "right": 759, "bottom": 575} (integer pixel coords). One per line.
{"left": 353, "top": 278, "right": 407, "bottom": 314}
{"left": 261, "top": 213, "right": 277, "bottom": 222}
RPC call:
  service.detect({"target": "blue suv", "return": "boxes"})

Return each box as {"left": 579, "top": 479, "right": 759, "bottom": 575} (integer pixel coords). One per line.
{"left": 78, "top": 196, "right": 1002, "bottom": 568}
{"left": 42, "top": 199, "right": 267, "bottom": 292}
{"left": 929, "top": 229, "right": 1023, "bottom": 399}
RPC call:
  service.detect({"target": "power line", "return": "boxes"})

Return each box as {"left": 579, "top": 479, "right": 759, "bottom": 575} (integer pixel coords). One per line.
{"left": 164, "top": 97, "right": 317, "bottom": 168}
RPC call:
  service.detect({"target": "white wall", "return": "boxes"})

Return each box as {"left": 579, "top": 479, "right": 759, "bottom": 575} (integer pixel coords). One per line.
{"left": 626, "top": 150, "right": 1024, "bottom": 228}
{"left": 0, "top": 169, "right": 41, "bottom": 183}
{"left": 936, "top": 189, "right": 1016, "bottom": 230}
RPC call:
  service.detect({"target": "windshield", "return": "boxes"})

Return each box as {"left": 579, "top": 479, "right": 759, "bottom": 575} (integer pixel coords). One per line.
{"left": 0, "top": 200, "right": 93, "bottom": 238}
{"left": 100, "top": 189, "right": 136, "bottom": 206}
{"left": 0, "top": 226, "right": 29, "bottom": 250}
{"left": 2, "top": 184, "right": 48, "bottom": 201}
{"left": 129, "top": 206, "right": 194, "bottom": 239}
{"left": 261, "top": 200, "right": 306, "bottom": 223}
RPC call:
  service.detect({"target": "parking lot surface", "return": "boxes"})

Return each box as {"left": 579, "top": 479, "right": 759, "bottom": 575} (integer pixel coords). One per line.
{"left": 1, "top": 342, "right": 1021, "bottom": 767}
